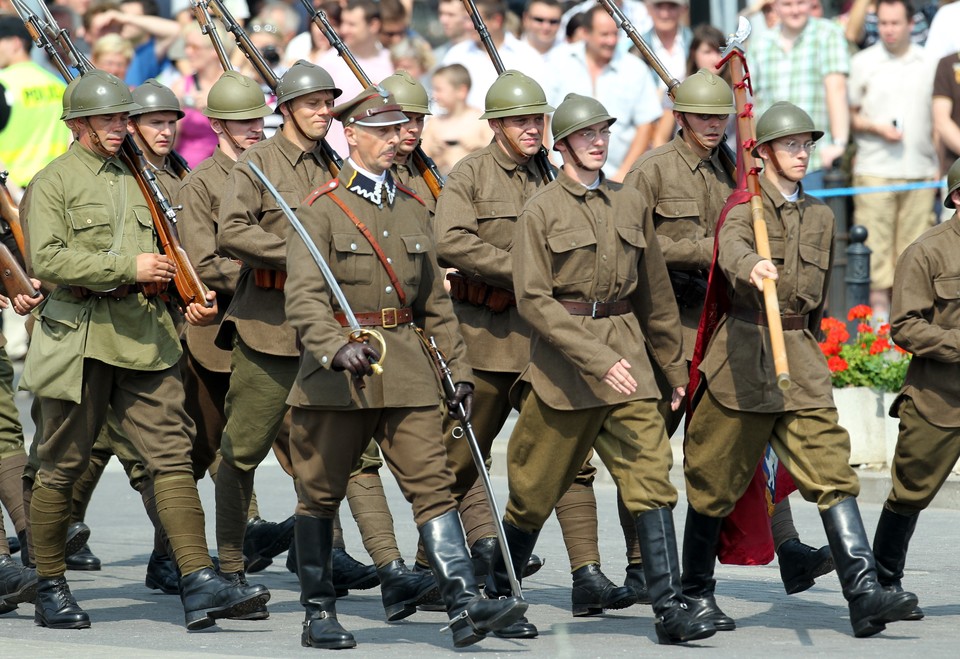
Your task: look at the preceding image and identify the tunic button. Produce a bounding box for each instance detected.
[86,219,92,224]
[387,257,393,264]
[415,243,421,250]
[601,255,607,261]
[350,243,357,251]
[383,230,389,237]
[385,285,393,294]
[321,355,328,364]
[675,210,680,216]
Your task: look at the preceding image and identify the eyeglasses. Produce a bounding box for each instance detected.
[775,139,818,154]
[693,113,730,122]
[529,16,561,25]
[251,23,279,34]
[575,128,611,142]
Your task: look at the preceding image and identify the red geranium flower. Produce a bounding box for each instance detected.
[847,305,872,321]
[870,338,891,355]
[857,322,873,335]
[827,356,848,373]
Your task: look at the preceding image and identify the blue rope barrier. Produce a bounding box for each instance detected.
[807,179,945,198]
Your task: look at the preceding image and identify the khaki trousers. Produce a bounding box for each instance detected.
[684,390,860,517]
[182,347,230,480]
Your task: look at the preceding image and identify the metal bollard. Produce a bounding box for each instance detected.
[824,164,851,318]
[845,224,871,332]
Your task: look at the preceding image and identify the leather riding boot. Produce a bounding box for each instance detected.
[571,564,637,616]
[244,515,295,574]
[180,567,270,631]
[420,511,528,648]
[485,522,540,639]
[636,508,716,645]
[821,497,918,637]
[296,515,355,649]
[35,576,90,629]
[625,563,652,605]
[681,507,735,631]
[0,554,37,614]
[777,538,834,595]
[470,535,544,587]
[872,506,923,620]
[377,558,440,622]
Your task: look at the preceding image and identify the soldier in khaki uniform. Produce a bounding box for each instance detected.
[284,85,527,650]
[380,71,437,214]
[20,69,268,630]
[872,157,960,620]
[487,93,714,645]
[682,102,918,638]
[216,62,416,607]
[128,79,184,199]
[433,71,633,629]
[624,71,833,607]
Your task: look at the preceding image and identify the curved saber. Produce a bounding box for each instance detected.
[247,161,385,374]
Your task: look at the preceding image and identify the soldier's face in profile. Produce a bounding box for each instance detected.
[492,114,544,158]
[347,123,401,175]
[396,112,425,158]
[131,111,180,156]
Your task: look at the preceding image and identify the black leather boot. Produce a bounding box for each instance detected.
[64,523,98,571]
[295,516,356,649]
[625,562,652,604]
[145,550,180,595]
[637,508,716,644]
[777,538,835,594]
[0,555,37,614]
[872,507,923,621]
[822,497,918,637]
[6,536,18,554]
[17,529,29,567]
[35,576,90,629]
[179,567,271,630]
[377,558,440,621]
[218,571,269,620]
[413,562,447,612]
[332,547,379,593]
[421,511,528,648]
[471,536,544,587]
[243,516,295,574]
[681,507,735,631]
[485,522,540,639]
[571,563,637,616]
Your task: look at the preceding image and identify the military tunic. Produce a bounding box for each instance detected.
[392,159,436,215]
[286,161,468,527]
[885,214,960,514]
[505,171,686,530]
[684,177,860,517]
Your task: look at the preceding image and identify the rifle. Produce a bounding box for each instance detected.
[0,172,40,299]
[460,0,555,183]
[193,0,233,73]
[207,0,343,176]
[298,0,444,200]
[13,0,213,308]
[719,19,790,390]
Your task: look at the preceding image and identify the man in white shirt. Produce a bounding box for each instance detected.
[923,0,960,61]
[557,0,652,56]
[521,0,564,63]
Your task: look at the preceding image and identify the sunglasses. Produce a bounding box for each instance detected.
[529,16,561,25]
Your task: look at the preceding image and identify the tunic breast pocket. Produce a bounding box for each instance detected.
[654,199,701,233]
[473,200,518,250]
[546,227,597,287]
[798,241,830,303]
[400,234,429,286]
[261,189,299,235]
[67,204,113,252]
[132,205,157,253]
[331,233,374,285]
[615,225,645,284]
[933,275,960,321]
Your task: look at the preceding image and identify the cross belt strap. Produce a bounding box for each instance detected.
[728,306,809,331]
[334,307,413,328]
[560,299,632,318]
[325,191,407,307]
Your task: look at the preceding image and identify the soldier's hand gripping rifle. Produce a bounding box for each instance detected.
[298,0,444,200]
[0,172,40,300]
[207,0,343,177]
[13,0,213,308]
[461,0,555,183]
[719,19,790,390]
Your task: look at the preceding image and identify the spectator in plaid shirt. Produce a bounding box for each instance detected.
[750,0,851,189]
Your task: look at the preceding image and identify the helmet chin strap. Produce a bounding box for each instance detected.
[677,114,713,156]
[284,100,321,148]
[81,118,116,159]
[561,137,586,170]
[220,121,249,154]
[496,118,534,164]
[132,119,163,161]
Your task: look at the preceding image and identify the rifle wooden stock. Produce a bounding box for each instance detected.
[298,0,442,199]
[460,0,555,183]
[0,173,26,257]
[0,174,39,299]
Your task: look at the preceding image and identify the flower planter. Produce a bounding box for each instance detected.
[833,386,888,466]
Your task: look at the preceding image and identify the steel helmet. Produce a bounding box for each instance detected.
[275,60,342,106]
[672,69,735,115]
[204,71,273,120]
[753,101,824,155]
[59,75,82,121]
[379,71,431,115]
[480,70,554,120]
[551,93,616,150]
[129,79,184,119]
[63,70,140,120]
[945,157,960,209]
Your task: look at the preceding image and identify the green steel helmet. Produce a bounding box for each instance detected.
[480,70,554,120]
[551,93,617,150]
[672,69,735,115]
[59,76,82,121]
[379,71,431,116]
[204,71,273,120]
[753,101,824,155]
[63,70,141,120]
[275,60,342,106]
[129,79,184,119]
[945,157,960,209]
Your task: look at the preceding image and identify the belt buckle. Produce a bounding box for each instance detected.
[381,307,398,329]
[591,301,600,319]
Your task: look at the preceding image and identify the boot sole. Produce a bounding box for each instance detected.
[34,610,91,630]
[301,632,357,649]
[853,593,919,638]
[1,578,39,607]
[656,622,717,645]
[185,592,271,630]
[453,599,529,648]
[384,584,441,622]
[783,556,835,595]
[333,573,380,591]
[64,528,91,558]
[65,562,102,572]
[244,556,274,574]
[145,574,180,596]
[572,592,639,617]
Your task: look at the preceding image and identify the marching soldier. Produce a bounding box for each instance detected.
[433,71,634,632]
[681,101,918,638]
[872,157,960,620]
[19,69,268,630]
[380,71,437,214]
[488,93,714,645]
[285,85,527,650]
[624,70,833,608]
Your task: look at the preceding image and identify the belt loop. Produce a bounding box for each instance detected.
[591,301,599,319]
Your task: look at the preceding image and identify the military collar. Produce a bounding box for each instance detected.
[212,147,235,174]
[557,168,610,199]
[73,141,124,175]
[673,131,723,173]
[273,128,325,167]
[760,175,805,209]
[341,160,396,208]
[488,138,539,177]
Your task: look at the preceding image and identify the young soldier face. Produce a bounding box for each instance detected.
[764,131,815,182]
[76,112,130,155]
[347,123,401,175]
[219,117,265,150]
[680,111,728,150]
[492,114,544,158]
[396,112,425,158]
[284,90,337,141]
[560,120,611,171]
[131,111,180,156]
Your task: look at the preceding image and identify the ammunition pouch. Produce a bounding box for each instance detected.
[253,268,286,291]
[446,272,515,313]
[668,270,708,310]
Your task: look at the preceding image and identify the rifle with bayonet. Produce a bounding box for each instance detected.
[298,0,444,199]
[206,0,343,177]
[12,0,212,307]
[193,0,234,73]
[0,171,40,300]
[460,0,555,183]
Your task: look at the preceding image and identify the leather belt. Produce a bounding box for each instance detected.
[560,299,632,318]
[66,284,158,300]
[334,307,413,328]
[728,306,808,331]
[253,268,286,291]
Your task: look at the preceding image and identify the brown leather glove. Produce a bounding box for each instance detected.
[332,342,381,378]
[447,382,474,422]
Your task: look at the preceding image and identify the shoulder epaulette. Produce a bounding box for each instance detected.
[304,179,339,206]
[395,180,425,207]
